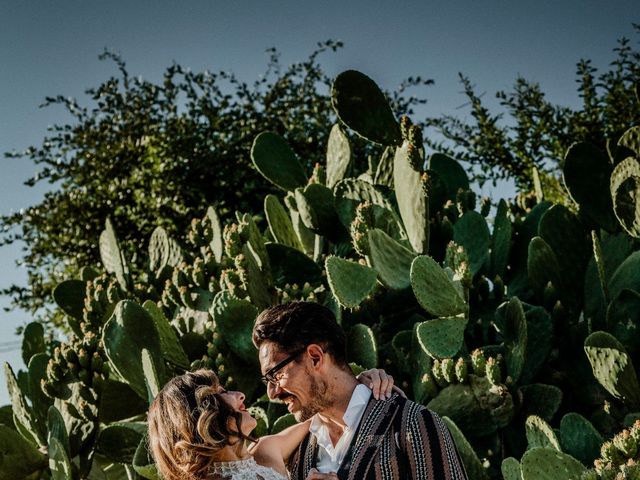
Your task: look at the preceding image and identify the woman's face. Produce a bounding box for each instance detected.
[217,387,257,436]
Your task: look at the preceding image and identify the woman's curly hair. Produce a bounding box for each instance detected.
[148,369,255,480]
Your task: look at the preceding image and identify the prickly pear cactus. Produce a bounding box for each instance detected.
[6,68,640,480]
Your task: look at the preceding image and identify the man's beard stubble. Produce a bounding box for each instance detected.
[296,375,331,422]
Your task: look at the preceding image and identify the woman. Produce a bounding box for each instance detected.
[148,368,395,480]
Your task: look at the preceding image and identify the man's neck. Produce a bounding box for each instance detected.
[315,370,359,443]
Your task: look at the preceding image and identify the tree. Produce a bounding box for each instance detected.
[1,41,432,321]
[426,24,640,197]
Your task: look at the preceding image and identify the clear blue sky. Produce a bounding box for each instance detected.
[0,0,637,403]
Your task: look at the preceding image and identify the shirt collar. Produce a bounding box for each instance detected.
[309,383,372,436]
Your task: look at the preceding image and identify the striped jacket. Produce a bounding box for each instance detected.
[287,393,468,480]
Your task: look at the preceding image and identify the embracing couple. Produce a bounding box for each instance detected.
[148,301,468,480]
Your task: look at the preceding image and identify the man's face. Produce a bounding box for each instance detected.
[258,341,330,422]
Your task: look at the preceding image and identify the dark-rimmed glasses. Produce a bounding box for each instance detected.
[261,348,306,386]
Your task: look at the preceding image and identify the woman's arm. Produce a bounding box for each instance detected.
[249,419,312,475]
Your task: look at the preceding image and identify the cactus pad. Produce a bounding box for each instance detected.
[521,447,585,480]
[526,415,561,451]
[608,251,640,303]
[527,236,562,300]
[428,153,469,202]
[416,317,467,359]
[611,157,640,238]
[607,289,640,353]
[442,416,489,480]
[295,183,346,242]
[102,300,165,400]
[99,218,129,290]
[0,424,46,479]
[21,322,45,366]
[96,423,143,464]
[265,194,303,250]
[563,142,616,231]
[501,458,521,480]
[499,297,527,384]
[347,324,378,369]
[519,384,563,422]
[210,291,259,366]
[48,435,72,480]
[367,229,415,290]
[393,141,429,253]
[325,256,378,309]
[326,124,352,188]
[52,279,86,328]
[149,226,183,277]
[4,362,45,447]
[133,434,159,480]
[331,70,401,146]
[559,412,603,467]
[143,300,189,369]
[616,125,640,161]
[453,211,490,275]
[271,413,297,434]
[410,255,467,317]
[251,131,307,191]
[266,243,323,287]
[584,331,640,408]
[490,199,512,279]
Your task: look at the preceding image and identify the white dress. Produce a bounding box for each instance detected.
[207,457,287,480]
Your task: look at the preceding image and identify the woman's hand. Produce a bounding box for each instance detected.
[356,368,395,400]
[305,468,338,479]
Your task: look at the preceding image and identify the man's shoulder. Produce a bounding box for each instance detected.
[388,395,446,428]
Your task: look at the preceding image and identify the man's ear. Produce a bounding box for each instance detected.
[306,344,325,369]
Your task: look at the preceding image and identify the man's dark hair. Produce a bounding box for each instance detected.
[252,301,348,367]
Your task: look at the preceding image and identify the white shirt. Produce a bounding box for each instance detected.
[309,384,372,473]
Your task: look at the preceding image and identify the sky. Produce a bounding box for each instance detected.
[0,0,637,404]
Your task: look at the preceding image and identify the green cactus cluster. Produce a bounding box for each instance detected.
[581,420,640,479]
[43,275,117,401]
[4,69,640,479]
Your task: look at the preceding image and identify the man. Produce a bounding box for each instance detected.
[252,301,468,480]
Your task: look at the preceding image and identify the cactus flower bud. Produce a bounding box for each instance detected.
[455,357,468,383]
[579,469,598,480]
[441,358,456,384]
[432,360,448,388]
[309,163,326,185]
[91,351,104,373]
[422,372,439,399]
[486,356,501,385]
[613,429,637,459]
[600,440,623,466]
[400,116,412,141]
[78,349,90,369]
[471,349,486,376]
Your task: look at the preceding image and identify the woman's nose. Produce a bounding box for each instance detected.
[236,391,245,403]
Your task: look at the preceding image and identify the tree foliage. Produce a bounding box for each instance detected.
[1,41,432,319]
[426,24,640,192]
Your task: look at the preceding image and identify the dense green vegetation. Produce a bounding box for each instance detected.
[2,30,640,480]
[427,24,640,198]
[3,64,640,479]
[0,42,431,322]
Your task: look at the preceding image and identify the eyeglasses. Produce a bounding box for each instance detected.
[261,348,306,386]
